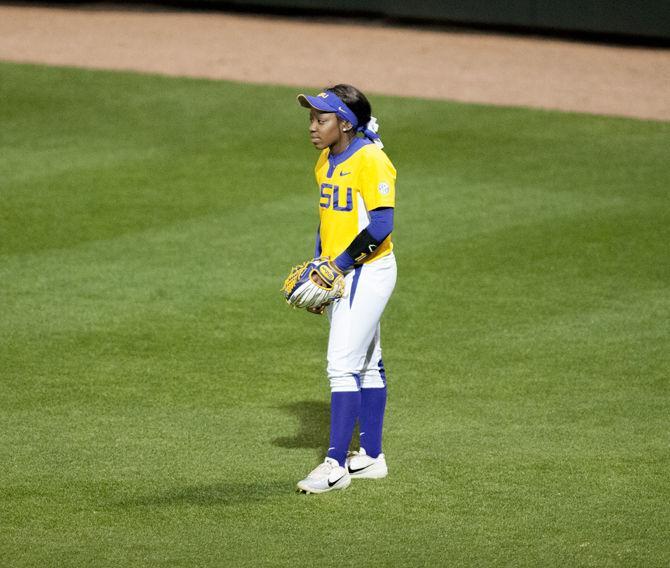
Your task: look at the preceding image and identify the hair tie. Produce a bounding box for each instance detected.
[358,116,384,148]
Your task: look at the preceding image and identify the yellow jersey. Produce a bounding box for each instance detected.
[315,138,396,265]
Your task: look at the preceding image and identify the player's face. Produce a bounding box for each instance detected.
[308,109,343,150]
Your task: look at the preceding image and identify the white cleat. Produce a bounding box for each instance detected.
[296,457,351,494]
[346,448,388,479]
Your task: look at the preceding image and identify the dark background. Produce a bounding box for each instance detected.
[13,0,670,42]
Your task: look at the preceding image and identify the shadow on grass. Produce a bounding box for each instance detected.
[272,400,329,450]
[118,480,291,507]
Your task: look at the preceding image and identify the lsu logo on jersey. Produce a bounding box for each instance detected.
[320,183,353,212]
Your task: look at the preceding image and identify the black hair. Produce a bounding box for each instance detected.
[327,84,372,128]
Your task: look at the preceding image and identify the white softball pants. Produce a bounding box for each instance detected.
[326,253,397,392]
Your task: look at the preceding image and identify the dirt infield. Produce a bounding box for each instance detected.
[1,4,669,120]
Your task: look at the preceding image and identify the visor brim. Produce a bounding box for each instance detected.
[297,94,336,112]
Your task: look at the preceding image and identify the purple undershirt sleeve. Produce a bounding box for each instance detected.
[367,207,394,242]
[333,251,355,271]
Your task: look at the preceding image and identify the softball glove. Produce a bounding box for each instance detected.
[282,258,345,310]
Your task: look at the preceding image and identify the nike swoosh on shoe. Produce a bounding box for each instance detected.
[328,474,347,487]
[348,464,374,474]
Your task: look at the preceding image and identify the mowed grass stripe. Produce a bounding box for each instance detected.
[1,62,668,567]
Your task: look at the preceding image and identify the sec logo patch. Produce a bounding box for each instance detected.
[378,182,390,195]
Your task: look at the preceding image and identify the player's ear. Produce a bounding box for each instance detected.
[341,120,354,132]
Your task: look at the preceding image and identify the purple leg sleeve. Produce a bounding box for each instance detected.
[326,391,361,467]
[359,387,387,458]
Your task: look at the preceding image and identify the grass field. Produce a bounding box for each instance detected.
[1,61,668,567]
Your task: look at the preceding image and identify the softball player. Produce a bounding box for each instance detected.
[295,84,397,493]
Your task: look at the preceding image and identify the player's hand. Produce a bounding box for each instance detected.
[310,272,327,287]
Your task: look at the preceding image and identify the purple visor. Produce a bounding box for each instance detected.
[297,91,359,127]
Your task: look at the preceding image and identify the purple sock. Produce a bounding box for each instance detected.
[326,391,361,467]
[359,386,387,458]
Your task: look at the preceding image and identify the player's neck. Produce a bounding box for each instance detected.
[329,132,356,156]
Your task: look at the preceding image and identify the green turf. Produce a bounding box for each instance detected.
[1,62,668,567]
